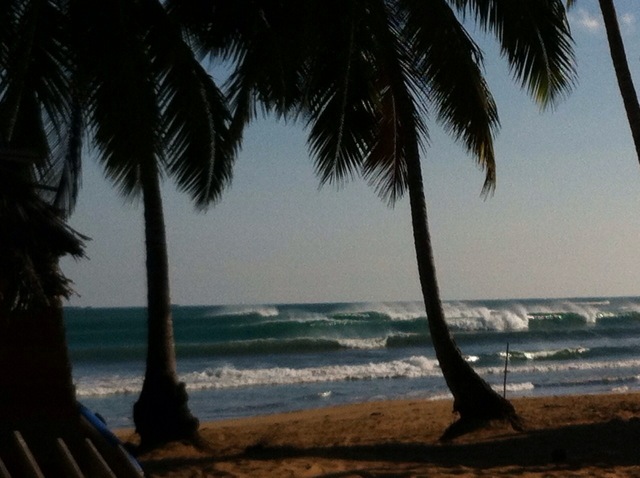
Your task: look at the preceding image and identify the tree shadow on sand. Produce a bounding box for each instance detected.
[139,417,640,476]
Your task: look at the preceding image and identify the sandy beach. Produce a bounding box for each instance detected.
[116,392,640,477]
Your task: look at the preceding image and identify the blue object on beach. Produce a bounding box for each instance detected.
[79,402,120,446]
[78,402,144,474]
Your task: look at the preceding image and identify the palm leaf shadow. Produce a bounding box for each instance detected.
[139,417,640,476]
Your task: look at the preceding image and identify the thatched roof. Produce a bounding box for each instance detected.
[0,147,87,312]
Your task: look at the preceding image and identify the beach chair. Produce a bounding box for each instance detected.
[0,428,144,477]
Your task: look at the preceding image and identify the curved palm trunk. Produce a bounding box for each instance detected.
[404,144,519,439]
[133,163,198,450]
[598,0,640,163]
[379,32,520,436]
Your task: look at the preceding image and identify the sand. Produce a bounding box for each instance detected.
[118,392,640,477]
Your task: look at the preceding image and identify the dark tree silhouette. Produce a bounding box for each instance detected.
[172,0,576,437]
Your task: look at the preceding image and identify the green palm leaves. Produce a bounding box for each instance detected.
[1,0,578,437]
[0,0,84,311]
[1,0,235,211]
[0,0,82,215]
[177,0,575,202]
[300,0,576,199]
[70,0,234,207]
[2,0,235,446]
[175,0,576,426]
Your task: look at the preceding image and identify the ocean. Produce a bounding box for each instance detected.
[65,296,640,429]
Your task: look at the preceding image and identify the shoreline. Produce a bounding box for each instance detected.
[118,391,640,477]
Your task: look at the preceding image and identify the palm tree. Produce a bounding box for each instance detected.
[0,0,84,423]
[174,0,576,437]
[0,149,85,429]
[0,149,90,475]
[0,2,87,470]
[2,0,235,450]
[568,0,640,164]
[69,0,235,449]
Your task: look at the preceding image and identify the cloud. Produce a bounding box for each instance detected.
[571,8,602,33]
[570,8,636,35]
[620,13,636,31]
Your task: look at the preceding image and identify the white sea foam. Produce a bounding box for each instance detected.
[75,356,640,398]
[256,313,337,326]
[201,298,639,331]
[619,301,640,313]
[500,382,535,393]
[75,376,142,397]
[75,356,440,397]
[428,392,453,401]
[222,306,280,317]
[482,358,640,376]
[181,355,441,391]
[522,299,623,324]
[443,302,529,331]
[611,386,630,393]
[501,347,589,360]
[376,302,426,321]
[548,301,600,324]
[428,381,534,399]
[336,301,426,321]
[337,338,388,350]
[438,297,640,330]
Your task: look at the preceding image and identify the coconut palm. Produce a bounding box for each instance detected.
[0,2,88,470]
[0,149,85,430]
[174,0,576,437]
[2,0,235,450]
[568,0,640,163]
[69,0,234,449]
[0,0,84,433]
[0,150,89,475]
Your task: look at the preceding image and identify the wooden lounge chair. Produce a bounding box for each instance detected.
[0,429,144,477]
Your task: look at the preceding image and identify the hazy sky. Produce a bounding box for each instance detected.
[61,1,640,307]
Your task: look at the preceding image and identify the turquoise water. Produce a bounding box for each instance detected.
[66,297,640,428]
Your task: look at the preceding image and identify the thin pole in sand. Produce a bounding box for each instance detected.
[503,342,510,398]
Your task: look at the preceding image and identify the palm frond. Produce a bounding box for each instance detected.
[5,89,50,158]
[49,95,83,215]
[221,11,309,155]
[0,0,84,214]
[225,66,262,153]
[161,66,234,209]
[0,147,86,312]
[0,0,20,67]
[459,0,576,109]
[401,0,498,193]
[72,0,162,199]
[300,0,382,188]
[143,0,235,209]
[359,2,414,205]
[363,80,411,205]
[166,0,259,58]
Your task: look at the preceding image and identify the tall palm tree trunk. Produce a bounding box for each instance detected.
[598,0,640,164]
[404,144,519,439]
[380,36,520,437]
[133,163,198,450]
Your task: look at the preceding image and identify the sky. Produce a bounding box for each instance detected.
[60,1,640,307]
